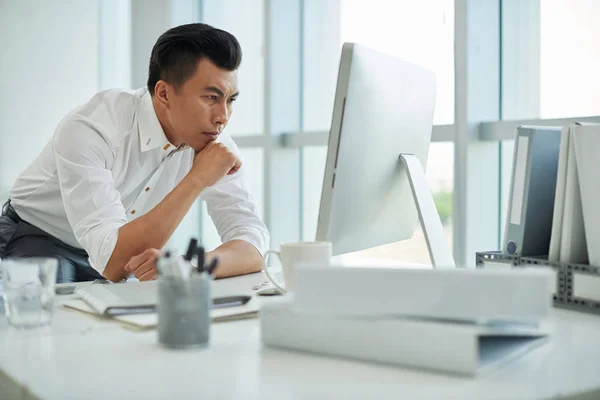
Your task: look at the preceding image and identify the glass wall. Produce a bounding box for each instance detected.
[8,0,597,267]
[329,0,455,263]
[340,0,454,125]
[540,0,600,119]
[203,0,265,137]
[185,0,457,263]
[499,0,600,242]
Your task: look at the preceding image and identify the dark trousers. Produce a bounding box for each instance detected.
[0,201,104,283]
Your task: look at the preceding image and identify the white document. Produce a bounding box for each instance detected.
[572,123,600,266]
[261,298,551,376]
[292,264,553,323]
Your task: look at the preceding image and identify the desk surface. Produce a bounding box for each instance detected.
[1,272,600,400]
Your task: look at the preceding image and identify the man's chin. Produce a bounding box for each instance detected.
[190,137,215,152]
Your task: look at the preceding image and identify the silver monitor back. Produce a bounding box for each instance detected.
[316,43,437,256]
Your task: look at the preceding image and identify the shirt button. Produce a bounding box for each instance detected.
[145,187,150,192]
[131,210,136,215]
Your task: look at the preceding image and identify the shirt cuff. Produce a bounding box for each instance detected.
[84,226,120,276]
[225,228,269,257]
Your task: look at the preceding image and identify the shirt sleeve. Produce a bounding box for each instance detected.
[199,134,270,256]
[53,115,127,275]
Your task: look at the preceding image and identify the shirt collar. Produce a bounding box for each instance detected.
[137,90,177,153]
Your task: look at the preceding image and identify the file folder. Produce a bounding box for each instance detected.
[549,124,588,264]
[503,126,561,257]
[292,264,553,323]
[572,123,600,266]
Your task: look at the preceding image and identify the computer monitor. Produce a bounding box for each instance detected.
[315,43,455,268]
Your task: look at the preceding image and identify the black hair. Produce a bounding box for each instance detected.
[147,23,242,95]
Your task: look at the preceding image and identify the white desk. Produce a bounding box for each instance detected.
[1,272,600,400]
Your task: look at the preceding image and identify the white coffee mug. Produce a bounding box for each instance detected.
[262,241,332,293]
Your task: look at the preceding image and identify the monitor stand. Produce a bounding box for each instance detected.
[399,153,456,268]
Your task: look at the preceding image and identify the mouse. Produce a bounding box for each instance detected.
[256,287,283,296]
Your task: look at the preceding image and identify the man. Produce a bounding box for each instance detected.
[0,23,269,283]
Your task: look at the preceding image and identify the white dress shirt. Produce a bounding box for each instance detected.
[10,88,269,274]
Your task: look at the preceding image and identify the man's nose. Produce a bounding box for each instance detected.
[212,102,229,126]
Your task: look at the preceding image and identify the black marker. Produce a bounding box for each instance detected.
[184,238,198,262]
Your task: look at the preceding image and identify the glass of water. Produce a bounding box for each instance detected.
[1,258,58,328]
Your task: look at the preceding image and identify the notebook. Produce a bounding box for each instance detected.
[75,281,251,316]
[63,296,260,330]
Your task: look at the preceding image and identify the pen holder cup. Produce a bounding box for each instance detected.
[157,274,211,349]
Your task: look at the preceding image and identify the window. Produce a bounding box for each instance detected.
[540,0,600,118]
[340,0,455,125]
[203,0,265,136]
[499,0,600,242]
[321,0,456,263]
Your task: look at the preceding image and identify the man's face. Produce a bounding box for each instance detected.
[165,58,239,152]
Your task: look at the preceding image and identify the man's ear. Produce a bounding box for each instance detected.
[154,81,170,108]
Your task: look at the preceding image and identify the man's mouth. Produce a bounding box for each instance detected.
[202,131,219,139]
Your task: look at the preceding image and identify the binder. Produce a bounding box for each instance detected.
[503,126,562,257]
[261,297,551,377]
[548,126,570,261]
[572,123,600,266]
[549,124,588,264]
[291,264,553,322]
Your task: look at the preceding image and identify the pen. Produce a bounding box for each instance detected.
[184,238,198,262]
[206,256,219,276]
[196,246,205,273]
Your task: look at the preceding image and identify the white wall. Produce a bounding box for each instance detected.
[0,0,100,198]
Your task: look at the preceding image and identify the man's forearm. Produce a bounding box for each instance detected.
[207,239,263,279]
[103,174,208,281]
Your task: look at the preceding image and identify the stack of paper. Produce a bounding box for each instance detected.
[260,264,554,376]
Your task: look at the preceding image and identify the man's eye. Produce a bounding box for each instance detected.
[207,95,218,100]
[228,98,237,103]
